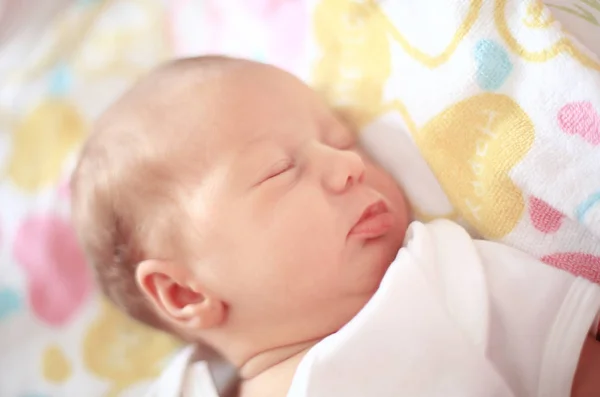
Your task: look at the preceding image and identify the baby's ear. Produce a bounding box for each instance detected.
[135,259,226,331]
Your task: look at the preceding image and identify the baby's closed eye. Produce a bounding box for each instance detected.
[260,158,296,183]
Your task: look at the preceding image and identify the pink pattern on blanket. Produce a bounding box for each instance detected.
[203,0,226,54]
[246,0,308,73]
[529,196,565,234]
[557,101,600,146]
[542,252,600,284]
[167,0,307,74]
[13,215,92,326]
[57,178,70,200]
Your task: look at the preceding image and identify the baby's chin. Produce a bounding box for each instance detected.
[359,229,406,288]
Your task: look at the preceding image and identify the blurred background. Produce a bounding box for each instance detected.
[1,0,599,396]
[0,1,307,396]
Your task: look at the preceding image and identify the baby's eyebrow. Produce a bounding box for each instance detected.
[239,135,271,155]
[233,136,279,173]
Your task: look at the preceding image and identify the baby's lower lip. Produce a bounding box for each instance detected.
[348,212,395,239]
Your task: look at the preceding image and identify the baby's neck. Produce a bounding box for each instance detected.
[237,339,319,397]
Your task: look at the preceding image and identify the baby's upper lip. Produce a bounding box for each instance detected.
[349,199,389,231]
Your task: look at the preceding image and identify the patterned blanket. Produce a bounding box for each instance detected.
[0,0,598,395]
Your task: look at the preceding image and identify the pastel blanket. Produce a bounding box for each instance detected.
[306,0,600,281]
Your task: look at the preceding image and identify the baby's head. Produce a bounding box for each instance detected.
[71,56,409,366]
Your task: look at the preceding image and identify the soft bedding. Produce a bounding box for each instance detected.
[0,2,179,396]
[306,0,600,281]
[1,1,599,396]
[0,1,307,396]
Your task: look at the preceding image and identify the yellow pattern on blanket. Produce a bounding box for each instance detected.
[0,1,179,396]
[417,94,534,239]
[311,0,600,280]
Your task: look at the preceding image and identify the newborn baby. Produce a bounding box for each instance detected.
[71,57,600,397]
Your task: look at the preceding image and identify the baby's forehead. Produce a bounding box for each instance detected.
[142,61,317,124]
[99,59,337,168]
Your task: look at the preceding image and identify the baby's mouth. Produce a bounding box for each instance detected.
[349,200,394,239]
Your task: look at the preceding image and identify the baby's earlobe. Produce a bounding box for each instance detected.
[190,295,227,330]
[173,295,226,330]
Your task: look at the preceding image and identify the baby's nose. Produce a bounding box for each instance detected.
[324,149,365,193]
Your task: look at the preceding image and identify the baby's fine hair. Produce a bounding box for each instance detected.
[71,56,241,334]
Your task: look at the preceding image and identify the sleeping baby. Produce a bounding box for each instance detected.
[70,56,600,397]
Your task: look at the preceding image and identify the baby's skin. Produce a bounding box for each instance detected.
[72,57,599,396]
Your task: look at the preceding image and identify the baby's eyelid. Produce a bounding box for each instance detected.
[263,158,295,181]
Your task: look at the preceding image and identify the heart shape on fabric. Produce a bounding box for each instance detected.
[416,93,534,239]
[474,39,513,91]
[543,252,600,284]
[529,196,564,233]
[13,215,92,326]
[0,288,23,321]
[558,101,600,146]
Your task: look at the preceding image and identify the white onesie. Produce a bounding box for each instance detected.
[147,220,600,397]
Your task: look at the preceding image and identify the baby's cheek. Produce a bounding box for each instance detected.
[370,167,409,220]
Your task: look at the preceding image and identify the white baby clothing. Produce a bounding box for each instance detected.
[147,220,600,397]
[144,345,237,397]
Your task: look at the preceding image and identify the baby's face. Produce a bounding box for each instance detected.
[187,64,409,341]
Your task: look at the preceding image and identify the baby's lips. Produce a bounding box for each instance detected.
[349,212,395,239]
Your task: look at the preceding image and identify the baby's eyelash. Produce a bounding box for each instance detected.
[264,159,295,181]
